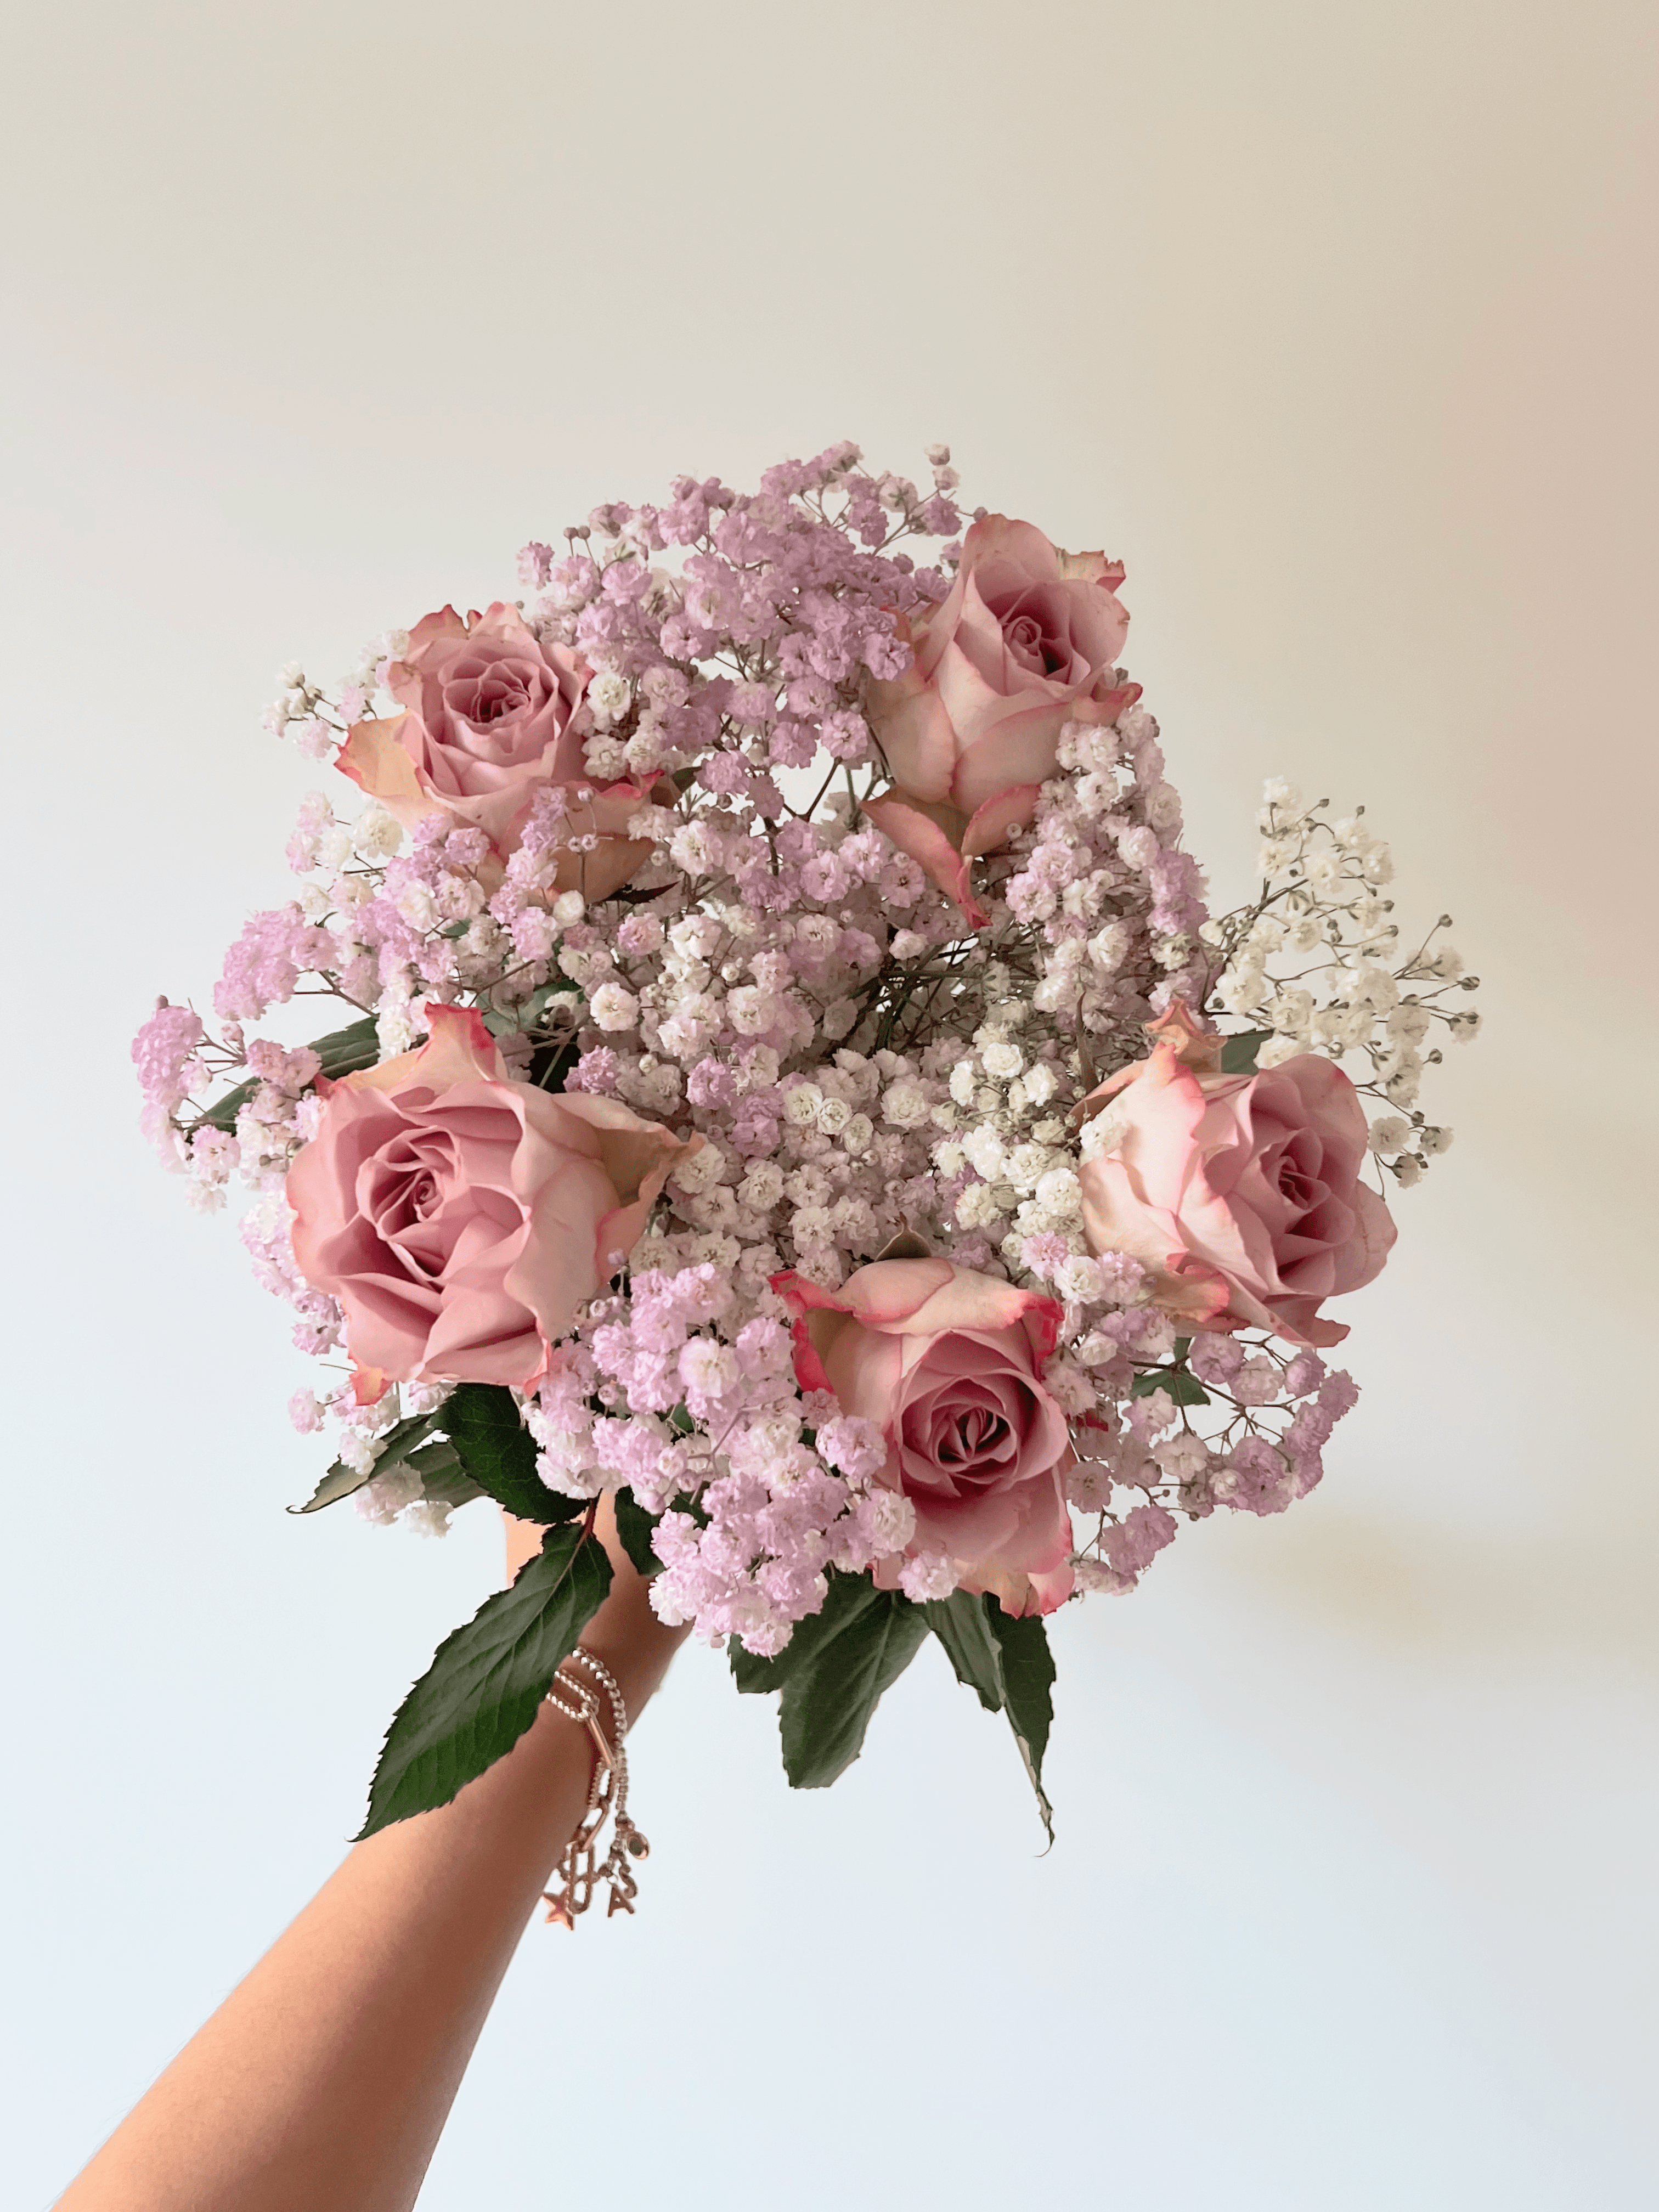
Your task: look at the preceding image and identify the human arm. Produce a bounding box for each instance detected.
[55,1503,684,2212]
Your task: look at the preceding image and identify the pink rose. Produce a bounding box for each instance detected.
[774,1259,1074,1617]
[1076,1002,1397,1349]
[338,602,657,895]
[287,1004,695,1402]
[863,515,1137,926]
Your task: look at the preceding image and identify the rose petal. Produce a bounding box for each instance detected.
[336,714,433,833]
[860,794,990,930]
[288,1030,692,1393]
[1079,1023,1398,1346]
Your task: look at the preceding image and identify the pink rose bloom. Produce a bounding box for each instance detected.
[863,515,1137,927]
[338,602,656,894]
[287,1004,695,1402]
[773,1259,1074,1617]
[1076,1002,1396,1349]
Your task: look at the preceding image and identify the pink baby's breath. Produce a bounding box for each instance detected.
[138,442,1474,1654]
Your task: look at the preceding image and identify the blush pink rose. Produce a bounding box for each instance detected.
[1076,1002,1397,1349]
[773,1259,1074,1617]
[338,602,657,895]
[287,1003,695,1402]
[863,515,1138,926]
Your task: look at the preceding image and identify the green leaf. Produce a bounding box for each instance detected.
[196,1075,257,1135]
[727,1568,883,1694]
[985,1601,1057,1843]
[1129,1366,1210,1407]
[443,1384,583,1523]
[727,1640,783,1693]
[286,1408,444,1515]
[354,1522,612,1838]
[923,1590,1005,1712]
[310,1017,384,1078]
[402,1438,486,1512]
[613,1487,663,1578]
[287,1458,376,1515]
[199,1015,382,1135]
[1220,1029,1273,1075]
[778,1587,930,1789]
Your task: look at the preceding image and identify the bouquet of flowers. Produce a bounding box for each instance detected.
[134,444,1479,1860]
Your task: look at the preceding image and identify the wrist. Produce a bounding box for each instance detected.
[501,1501,687,1728]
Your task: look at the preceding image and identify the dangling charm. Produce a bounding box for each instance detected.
[540,1647,649,1929]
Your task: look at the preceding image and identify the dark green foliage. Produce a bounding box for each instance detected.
[1129,1366,1210,1407]
[727,1571,929,1785]
[731,1572,1062,1829]
[924,1589,1059,1838]
[289,1386,573,1522]
[443,1384,583,1523]
[354,1523,611,1838]
[200,1015,382,1134]
[287,1408,445,1515]
[613,1487,664,1577]
[727,1569,883,1694]
[777,1589,930,1788]
[400,1438,486,1511]
[923,1590,1006,1712]
[1219,1029,1272,1075]
[984,1600,1057,1843]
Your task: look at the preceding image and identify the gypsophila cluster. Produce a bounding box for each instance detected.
[1197,780,1480,1188]
[134,445,1477,1644]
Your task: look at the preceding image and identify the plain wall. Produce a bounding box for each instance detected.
[3,3,1655,2206]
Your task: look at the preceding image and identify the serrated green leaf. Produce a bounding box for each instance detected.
[778,1588,929,1788]
[985,1601,1057,1843]
[727,1568,883,1694]
[287,1408,444,1515]
[1220,1029,1273,1075]
[287,1459,376,1515]
[924,1590,1005,1712]
[1129,1366,1210,1407]
[613,1487,663,1577]
[354,1523,611,1838]
[444,1383,582,1523]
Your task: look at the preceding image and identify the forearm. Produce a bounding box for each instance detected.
[57,1512,682,2212]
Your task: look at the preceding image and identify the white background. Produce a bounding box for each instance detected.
[3,3,1656,2205]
